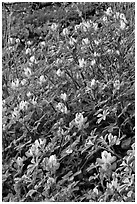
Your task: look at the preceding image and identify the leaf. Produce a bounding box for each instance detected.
[121,137,132,149]
[26,189,37,198]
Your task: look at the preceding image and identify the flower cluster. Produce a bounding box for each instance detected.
[96,151,116,171]
[56,102,68,114]
[74,112,88,130]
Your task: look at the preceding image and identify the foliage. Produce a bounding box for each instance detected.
[2,2,135,202]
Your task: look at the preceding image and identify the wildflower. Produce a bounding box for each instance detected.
[114,80,120,90]
[81,21,91,32]
[47,155,60,171]
[108,133,120,145]
[114,12,120,19]
[102,16,108,22]
[11,78,20,89]
[62,28,69,36]
[47,177,55,185]
[27,41,33,46]
[94,52,100,57]
[56,102,68,114]
[8,37,14,45]
[51,23,58,31]
[24,67,32,77]
[93,187,98,194]
[56,69,64,77]
[116,50,120,55]
[94,39,101,45]
[75,112,87,130]
[119,13,128,30]
[31,97,37,105]
[75,24,80,31]
[82,38,90,45]
[120,13,128,24]
[92,22,98,31]
[97,109,110,123]
[96,151,116,171]
[30,55,36,63]
[66,148,73,154]
[105,7,113,16]
[60,93,67,101]
[39,41,46,48]
[2,100,5,106]
[39,75,46,84]
[91,59,96,66]
[19,100,28,111]
[90,79,96,88]
[69,37,76,46]
[120,19,126,30]
[15,38,20,44]
[21,79,27,86]
[25,48,31,55]
[26,91,32,98]
[26,140,40,157]
[12,107,20,119]
[16,157,24,167]
[78,58,85,68]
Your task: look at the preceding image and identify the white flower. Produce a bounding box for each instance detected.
[94,39,101,45]
[8,37,14,44]
[120,20,126,30]
[56,102,68,114]
[31,97,37,105]
[116,50,120,55]
[27,41,33,45]
[69,37,76,46]
[24,67,32,77]
[75,113,87,130]
[81,21,91,32]
[102,16,108,22]
[118,13,128,30]
[120,13,128,24]
[39,75,46,84]
[47,155,60,171]
[27,91,32,97]
[82,38,90,45]
[78,58,85,68]
[75,24,80,31]
[114,80,120,90]
[16,157,24,167]
[47,177,55,185]
[15,38,20,44]
[91,59,96,66]
[30,56,36,63]
[91,79,96,87]
[31,144,39,156]
[114,12,120,19]
[93,187,98,194]
[19,100,28,110]
[51,23,58,31]
[56,69,64,77]
[11,78,19,89]
[21,79,27,86]
[48,155,57,165]
[25,48,31,55]
[39,41,46,48]
[60,93,67,101]
[92,22,98,31]
[12,107,20,118]
[62,28,69,36]
[105,7,113,16]
[96,151,116,171]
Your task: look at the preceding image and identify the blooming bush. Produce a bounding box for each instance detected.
[2,2,135,202]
